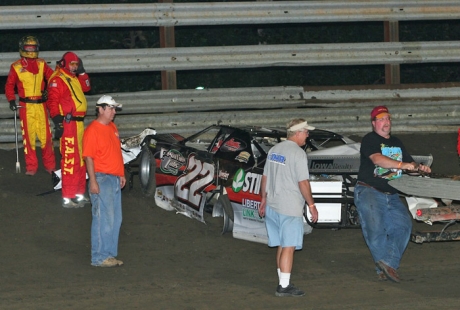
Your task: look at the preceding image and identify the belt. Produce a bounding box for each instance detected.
[64,113,85,123]
[70,116,85,122]
[356,181,392,195]
[19,97,44,103]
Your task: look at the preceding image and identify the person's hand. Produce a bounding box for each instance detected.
[258,196,266,218]
[52,115,64,126]
[52,115,64,140]
[417,163,431,174]
[89,179,100,194]
[120,176,126,189]
[401,162,417,171]
[307,204,318,223]
[9,100,18,111]
[76,57,85,75]
[42,90,48,102]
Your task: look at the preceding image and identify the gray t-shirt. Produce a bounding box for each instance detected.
[263,140,310,217]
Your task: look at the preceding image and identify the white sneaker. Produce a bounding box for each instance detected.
[62,198,79,208]
[75,194,90,207]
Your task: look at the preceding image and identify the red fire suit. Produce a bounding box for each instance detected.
[4,58,56,173]
[47,68,91,199]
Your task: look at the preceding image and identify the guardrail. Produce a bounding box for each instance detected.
[1,1,459,29]
[1,101,458,145]
[1,85,458,144]
[2,41,460,76]
[3,84,460,118]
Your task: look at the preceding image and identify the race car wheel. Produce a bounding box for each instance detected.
[218,194,234,233]
[222,206,234,234]
[347,204,360,227]
[218,194,234,222]
[139,145,156,196]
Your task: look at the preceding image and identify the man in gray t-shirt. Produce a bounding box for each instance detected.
[259,118,319,297]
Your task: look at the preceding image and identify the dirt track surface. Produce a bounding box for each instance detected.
[1,133,460,310]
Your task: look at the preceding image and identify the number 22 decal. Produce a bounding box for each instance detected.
[175,154,215,210]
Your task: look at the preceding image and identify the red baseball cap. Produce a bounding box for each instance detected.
[371,105,390,120]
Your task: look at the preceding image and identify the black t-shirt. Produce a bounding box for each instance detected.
[357,131,414,194]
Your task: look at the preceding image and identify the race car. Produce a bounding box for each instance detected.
[129,124,433,244]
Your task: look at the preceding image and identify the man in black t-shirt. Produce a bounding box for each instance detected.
[354,106,431,283]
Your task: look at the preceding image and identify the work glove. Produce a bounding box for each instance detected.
[76,57,86,75]
[42,90,48,102]
[52,115,64,140]
[9,100,18,111]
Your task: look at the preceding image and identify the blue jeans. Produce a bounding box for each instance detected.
[354,183,412,271]
[90,173,123,265]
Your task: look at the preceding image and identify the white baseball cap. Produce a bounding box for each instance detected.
[96,95,122,108]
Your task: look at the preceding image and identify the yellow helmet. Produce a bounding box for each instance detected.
[19,35,39,59]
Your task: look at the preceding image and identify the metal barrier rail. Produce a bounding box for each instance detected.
[2,85,460,118]
[0,106,459,147]
[1,1,459,29]
[1,41,460,76]
[0,99,457,143]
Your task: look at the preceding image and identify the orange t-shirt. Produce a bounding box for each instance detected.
[83,120,124,177]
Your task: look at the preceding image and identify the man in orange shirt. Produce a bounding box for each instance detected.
[5,36,55,175]
[83,95,125,268]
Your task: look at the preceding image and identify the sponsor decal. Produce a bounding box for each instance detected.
[232,169,262,195]
[62,136,75,175]
[210,139,223,154]
[210,133,229,153]
[242,208,264,222]
[242,198,260,210]
[242,172,262,195]
[232,168,245,192]
[160,148,186,175]
[156,189,171,203]
[267,152,286,165]
[310,159,352,171]
[218,170,230,180]
[220,138,246,152]
[235,151,250,163]
[242,199,263,222]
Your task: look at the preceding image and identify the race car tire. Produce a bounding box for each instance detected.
[218,194,234,222]
[139,145,156,196]
[222,205,234,234]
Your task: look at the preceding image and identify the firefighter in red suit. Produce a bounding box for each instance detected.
[47,52,91,208]
[4,36,56,175]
